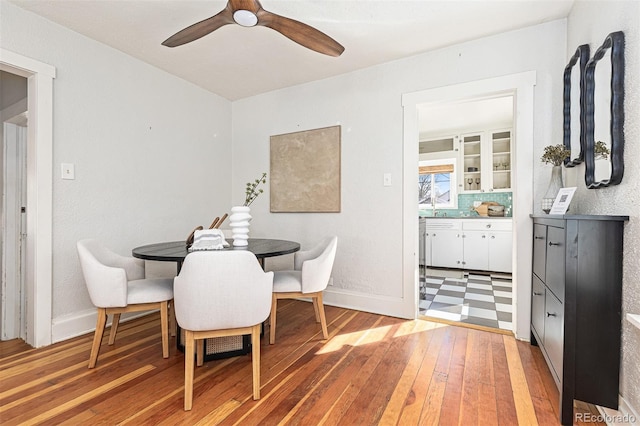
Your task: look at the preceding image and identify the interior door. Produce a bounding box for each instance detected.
[1,120,27,340]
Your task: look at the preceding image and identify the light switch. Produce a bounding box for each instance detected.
[383,173,392,186]
[61,163,75,180]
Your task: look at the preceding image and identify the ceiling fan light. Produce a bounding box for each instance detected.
[233,10,258,27]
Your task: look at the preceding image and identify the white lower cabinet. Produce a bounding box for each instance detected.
[431,229,463,268]
[425,219,512,273]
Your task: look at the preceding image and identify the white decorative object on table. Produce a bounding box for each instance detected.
[189,229,229,251]
[231,172,267,247]
[230,206,252,247]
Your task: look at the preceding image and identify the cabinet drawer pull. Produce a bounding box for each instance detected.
[486,224,492,228]
[534,236,545,240]
[491,235,495,239]
[546,312,557,317]
[533,292,543,296]
[548,242,561,246]
[482,235,486,238]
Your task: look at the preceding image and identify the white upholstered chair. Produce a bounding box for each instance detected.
[76,239,174,368]
[173,250,273,410]
[270,236,338,345]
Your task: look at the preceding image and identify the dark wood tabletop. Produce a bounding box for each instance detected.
[132,238,300,263]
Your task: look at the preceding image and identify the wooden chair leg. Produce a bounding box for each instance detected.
[160,301,169,358]
[269,294,278,344]
[108,313,121,345]
[89,309,107,369]
[184,330,195,411]
[251,324,261,400]
[316,293,329,340]
[169,300,176,337]
[312,297,321,322]
[196,339,204,367]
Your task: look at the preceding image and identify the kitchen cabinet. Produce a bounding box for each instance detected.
[431,229,463,268]
[460,129,512,193]
[425,219,511,273]
[530,215,627,425]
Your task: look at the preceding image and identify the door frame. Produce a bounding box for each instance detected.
[0,49,56,347]
[402,71,536,340]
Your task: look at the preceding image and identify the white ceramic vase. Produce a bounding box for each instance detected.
[230,206,252,247]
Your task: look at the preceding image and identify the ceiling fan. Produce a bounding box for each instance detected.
[162,0,345,57]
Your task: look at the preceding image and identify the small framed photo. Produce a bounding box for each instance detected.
[550,187,577,215]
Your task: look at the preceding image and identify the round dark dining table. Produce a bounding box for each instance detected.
[131,238,300,361]
[132,238,300,271]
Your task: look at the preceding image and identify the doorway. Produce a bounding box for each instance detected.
[1,70,28,340]
[1,49,56,347]
[402,72,536,341]
[418,95,514,333]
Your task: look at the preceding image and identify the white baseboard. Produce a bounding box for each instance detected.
[596,395,639,425]
[323,287,412,319]
[51,308,155,343]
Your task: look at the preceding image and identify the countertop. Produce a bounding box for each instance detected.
[419,216,512,220]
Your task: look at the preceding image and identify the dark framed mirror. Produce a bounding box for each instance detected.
[584,31,625,188]
[563,44,589,167]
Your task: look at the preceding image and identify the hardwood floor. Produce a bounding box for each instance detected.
[0,300,604,425]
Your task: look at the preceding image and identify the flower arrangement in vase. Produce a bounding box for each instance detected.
[540,145,570,213]
[230,173,267,247]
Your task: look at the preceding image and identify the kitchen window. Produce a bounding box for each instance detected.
[419,158,457,209]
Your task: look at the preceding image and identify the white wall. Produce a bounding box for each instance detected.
[232,20,566,317]
[565,0,640,418]
[0,1,233,340]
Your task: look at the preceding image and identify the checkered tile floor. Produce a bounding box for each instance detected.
[419,272,513,331]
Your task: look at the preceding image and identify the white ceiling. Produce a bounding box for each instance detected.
[10,0,574,101]
[419,95,514,137]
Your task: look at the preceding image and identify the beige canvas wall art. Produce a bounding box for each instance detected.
[270,125,341,212]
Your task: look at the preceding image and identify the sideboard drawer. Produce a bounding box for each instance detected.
[545,225,566,301]
[531,275,546,338]
[544,290,564,383]
[532,224,547,281]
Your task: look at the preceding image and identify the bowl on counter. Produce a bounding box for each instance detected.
[488,205,505,217]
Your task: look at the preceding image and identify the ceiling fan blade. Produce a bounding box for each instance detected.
[162,7,234,47]
[257,11,345,57]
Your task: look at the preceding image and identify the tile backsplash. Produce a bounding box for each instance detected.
[419,192,513,217]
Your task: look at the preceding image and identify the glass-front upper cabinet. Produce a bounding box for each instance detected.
[491,129,512,191]
[459,129,512,193]
[461,133,482,191]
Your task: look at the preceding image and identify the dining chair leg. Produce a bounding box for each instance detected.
[108,313,121,345]
[184,330,195,411]
[312,297,321,322]
[316,293,329,340]
[169,300,176,337]
[160,301,169,358]
[251,324,261,400]
[269,294,278,344]
[196,339,204,367]
[88,308,107,369]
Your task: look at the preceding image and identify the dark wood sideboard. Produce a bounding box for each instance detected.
[530,215,628,425]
